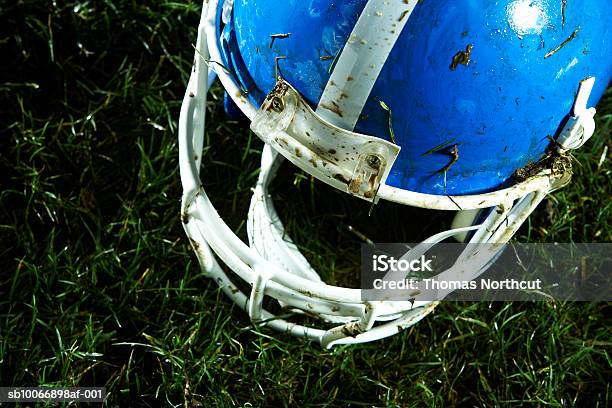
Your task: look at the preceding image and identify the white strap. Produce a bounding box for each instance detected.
[316,0,418,130]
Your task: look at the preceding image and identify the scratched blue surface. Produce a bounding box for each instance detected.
[223,0,612,195]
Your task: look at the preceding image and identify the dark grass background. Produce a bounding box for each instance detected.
[1,1,611,406]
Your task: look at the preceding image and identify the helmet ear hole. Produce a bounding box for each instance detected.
[451,209,484,242]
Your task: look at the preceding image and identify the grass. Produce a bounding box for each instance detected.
[1,1,611,406]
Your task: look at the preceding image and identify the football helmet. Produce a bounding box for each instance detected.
[179,0,611,347]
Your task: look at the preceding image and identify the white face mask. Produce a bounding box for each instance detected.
[178,0,598,348]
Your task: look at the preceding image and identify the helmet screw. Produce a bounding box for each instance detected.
[366,155,381,170]
[271,96,284,112]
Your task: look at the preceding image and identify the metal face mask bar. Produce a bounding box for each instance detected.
[178,0,597,347]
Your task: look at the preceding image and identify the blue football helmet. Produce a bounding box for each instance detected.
[178,0,611,347]
[223,0,611,195]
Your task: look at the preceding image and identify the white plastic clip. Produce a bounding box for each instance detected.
[251,79,400,202]
[358,303,378,332]
[248,268,271,327]
[557,77,597,151]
